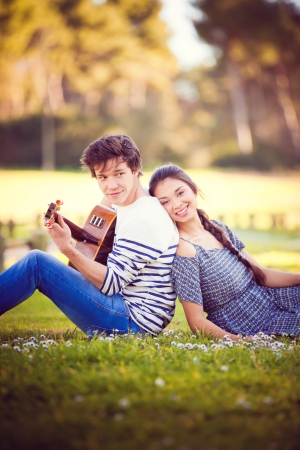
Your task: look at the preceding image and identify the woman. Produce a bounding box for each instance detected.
[149,164,300,342]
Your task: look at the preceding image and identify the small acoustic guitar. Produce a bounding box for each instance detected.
[44,200,116,268]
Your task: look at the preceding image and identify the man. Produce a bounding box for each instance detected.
[0,134,178,336]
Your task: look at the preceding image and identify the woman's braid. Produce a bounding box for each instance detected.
[197,209,266,286]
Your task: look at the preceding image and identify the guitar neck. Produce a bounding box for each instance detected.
[53,212,100,246]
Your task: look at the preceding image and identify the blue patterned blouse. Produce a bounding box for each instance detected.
[171,221,300,336]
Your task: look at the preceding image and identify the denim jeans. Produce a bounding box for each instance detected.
[0,250,142,336]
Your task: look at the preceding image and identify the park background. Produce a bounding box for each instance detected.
[1,1,300,450]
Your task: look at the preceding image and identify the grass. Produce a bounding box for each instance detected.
[1,303,300,450]
[1,169,300,450]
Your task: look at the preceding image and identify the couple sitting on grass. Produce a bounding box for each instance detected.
[1,134,299,341]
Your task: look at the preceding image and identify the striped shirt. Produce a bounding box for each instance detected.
[100,197,179,334]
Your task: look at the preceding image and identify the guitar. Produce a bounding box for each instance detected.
[44,200,116,268]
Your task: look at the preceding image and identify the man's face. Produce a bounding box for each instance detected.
[94,158,139,206]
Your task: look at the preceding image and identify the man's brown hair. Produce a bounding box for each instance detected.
[80,134,142,177]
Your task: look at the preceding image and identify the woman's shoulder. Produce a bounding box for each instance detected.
[176,238,197,258]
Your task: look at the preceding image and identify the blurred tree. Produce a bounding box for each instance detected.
[192,0,300,164]
[0,0,178,168]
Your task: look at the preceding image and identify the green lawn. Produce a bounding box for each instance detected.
[1,291,300,450]
[1,170,300,450]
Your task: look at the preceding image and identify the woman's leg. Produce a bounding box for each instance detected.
[0,250,141,335]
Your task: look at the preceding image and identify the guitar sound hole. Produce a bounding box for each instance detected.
[90,215,105,228]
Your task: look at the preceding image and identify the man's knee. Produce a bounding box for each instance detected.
[24,249,51,266]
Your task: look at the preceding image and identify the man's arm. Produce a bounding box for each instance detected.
[47,214,107,289]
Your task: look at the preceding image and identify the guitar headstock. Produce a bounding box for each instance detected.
[44,200,64,228]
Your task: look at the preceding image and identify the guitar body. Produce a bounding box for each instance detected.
[45,202,116,268]
[69,204,116,268]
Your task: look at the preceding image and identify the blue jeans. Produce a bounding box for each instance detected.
[0,250,142,336]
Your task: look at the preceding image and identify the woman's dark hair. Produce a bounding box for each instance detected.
[80,134,142,177]
[149,164,266,286]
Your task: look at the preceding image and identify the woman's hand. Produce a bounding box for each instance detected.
[181,300,240,342]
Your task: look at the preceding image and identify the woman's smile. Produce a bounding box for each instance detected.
[176,205,189,217]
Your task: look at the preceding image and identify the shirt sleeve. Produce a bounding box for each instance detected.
[212,220,245,251]
[100,220,166,296]
[171,255,203,306]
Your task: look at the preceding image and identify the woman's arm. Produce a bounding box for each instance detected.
[241,250,300,288]
[181,300,240,342]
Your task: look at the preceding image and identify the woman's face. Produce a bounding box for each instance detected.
[153,177,198,223]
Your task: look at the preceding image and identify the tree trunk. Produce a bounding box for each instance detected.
[227,58,253,154]
[276,69,300,162]
[41,106,55,171]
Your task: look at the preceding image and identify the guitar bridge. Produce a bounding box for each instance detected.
[89,215,105,229]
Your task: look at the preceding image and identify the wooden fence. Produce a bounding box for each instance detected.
[1,211,300,273]
[0,216,49,273]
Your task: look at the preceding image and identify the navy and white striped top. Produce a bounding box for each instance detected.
[100,197,179,334]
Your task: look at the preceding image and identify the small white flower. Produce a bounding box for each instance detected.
[155,378,165,387]
[220,365,229,372]
[105,337,114,342]
[30,337,37,342]
[118,398,130,408]
[168,330,174,335]
[40,334,46,339]
[171,341,177,346]
[2,343,9,348]
[185,343,193,349]
[176,343,185,349]
[65,341,72,347]
[193,357,200,363]
[13,346,21,351]
[199,344,208,351]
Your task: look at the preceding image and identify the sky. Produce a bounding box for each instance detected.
[160,0,300,71]
[159,0,215,70]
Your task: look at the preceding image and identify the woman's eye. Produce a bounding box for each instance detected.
[178,191,184,196]
[161,200,169,206]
